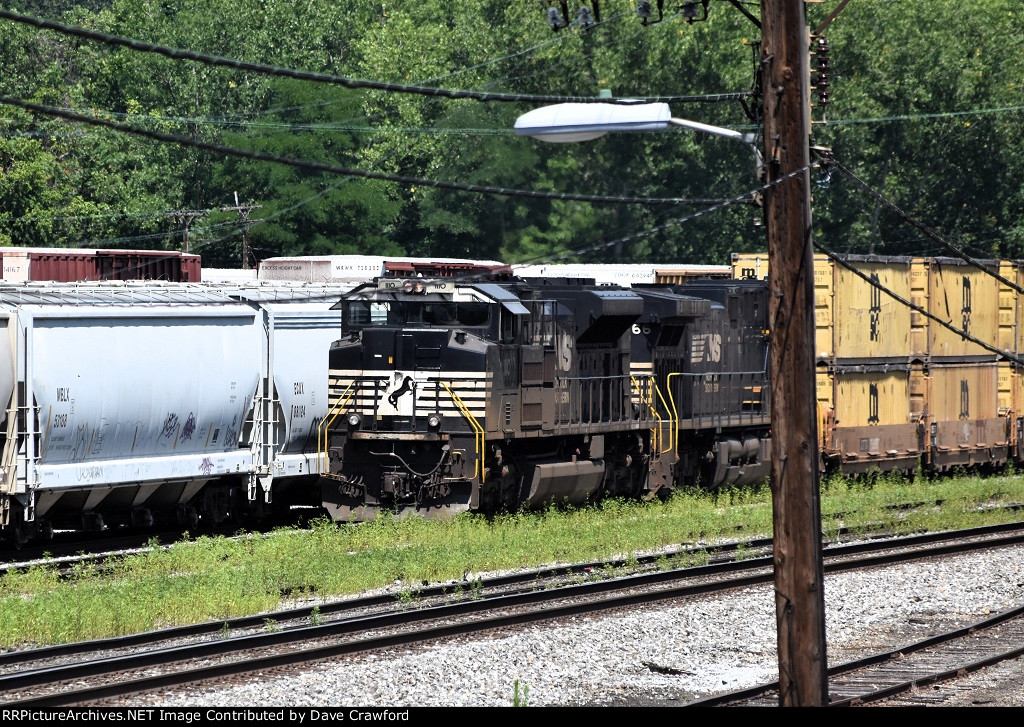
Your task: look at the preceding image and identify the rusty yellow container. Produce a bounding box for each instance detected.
[927,362,999,421]
[830,257,912,361]
[816,365,920,471]
[732,252,912,362]
[927,362,1008,468]
[913,258,1000,360]
[818,367,911,428]
[999,361,1014,417]
[997,260,1022,356]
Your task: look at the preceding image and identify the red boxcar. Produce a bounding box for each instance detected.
[0,248,201,282]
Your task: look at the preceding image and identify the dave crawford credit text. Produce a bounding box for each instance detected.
[2,710,412,723]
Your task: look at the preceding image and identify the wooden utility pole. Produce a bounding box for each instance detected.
[221,192,261,270]
[760,0,828,706]
[164,209,207,254]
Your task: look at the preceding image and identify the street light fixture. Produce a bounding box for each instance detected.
[514,101,761,176]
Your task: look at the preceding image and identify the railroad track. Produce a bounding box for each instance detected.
[3,499,1019,582]
[689,604,1024,707]
[2,522,1023,706]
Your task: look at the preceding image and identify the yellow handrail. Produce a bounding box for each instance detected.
[651,379,676,455]
[318,380,357,475]
[631,375,661,456]
[666,372,682,456]
[440,381,486,483]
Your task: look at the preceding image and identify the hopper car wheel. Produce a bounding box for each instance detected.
[177,505,200,530]
[9,523,28,550]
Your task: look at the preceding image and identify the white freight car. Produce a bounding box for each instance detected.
[0,283,344,543]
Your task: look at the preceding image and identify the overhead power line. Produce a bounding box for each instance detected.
[407,164,816,292]
[0,96,751,209]
[817,104,1024,126]
[0,9,747,106]
[827,158,1024,296]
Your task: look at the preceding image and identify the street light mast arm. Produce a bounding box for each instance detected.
[669,118,762,178]
[668,117,757,145]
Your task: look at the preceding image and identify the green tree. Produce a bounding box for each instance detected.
[207,80,402,266]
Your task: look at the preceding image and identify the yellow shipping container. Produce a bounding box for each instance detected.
[912,258,1000,360]
[816,366,920,472]
[927,362,1008,470]
[997,260,1022,356]
[732,252,912,361]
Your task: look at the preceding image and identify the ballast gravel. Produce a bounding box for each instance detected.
[141,544,1024,707]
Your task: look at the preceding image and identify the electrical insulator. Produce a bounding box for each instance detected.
[811,36,832,107]
[547,7,564,29]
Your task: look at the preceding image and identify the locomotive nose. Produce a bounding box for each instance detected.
[361,328,450,371]
[360,328,398,370]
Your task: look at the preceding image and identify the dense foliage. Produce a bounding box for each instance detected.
[0,0,1020,266]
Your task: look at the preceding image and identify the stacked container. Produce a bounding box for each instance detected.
[732,252,1008,473]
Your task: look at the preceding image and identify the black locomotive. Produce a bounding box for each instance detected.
[319,274,771,519]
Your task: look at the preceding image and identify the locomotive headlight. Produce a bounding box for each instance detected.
[427,413,442,430]
[346,412,362,429]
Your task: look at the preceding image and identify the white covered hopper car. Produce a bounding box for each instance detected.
[0,283,344,543]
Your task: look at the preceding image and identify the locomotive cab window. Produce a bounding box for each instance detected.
[421,302,491,327]
[342,300,404,328]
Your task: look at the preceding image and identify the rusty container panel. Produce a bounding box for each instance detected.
[0,248,200,283]
[30,251,100,281]
[815,367,833,411]
[95,250,200,282]
[924,258,999,359]
[816,368,832,452]
[182,254,202,281]
[927,363,999,421]
[928,362,1008,469]
[819,367,919,470]
[832,258,912,360]
[999,361,1014,416]
[830,369,910,429]
[997,260,1020,355]
[909,258,928,358]
[812,256,832,360]
[909,365,928,420]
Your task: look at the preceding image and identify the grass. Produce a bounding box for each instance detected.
[0,468,1022,649]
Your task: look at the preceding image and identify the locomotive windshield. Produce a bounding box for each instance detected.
[342,299,491,329]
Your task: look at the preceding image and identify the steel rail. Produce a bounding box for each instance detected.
[1,521,1022,669]
[687,603,1024,707]
[2,523,1023,705]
